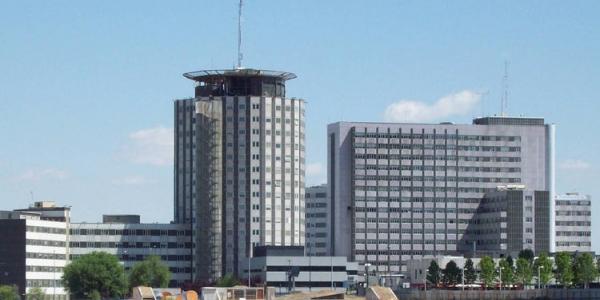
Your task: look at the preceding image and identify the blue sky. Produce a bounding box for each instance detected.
[0,1,598,251]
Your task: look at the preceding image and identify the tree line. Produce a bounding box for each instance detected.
[427,250,599,289]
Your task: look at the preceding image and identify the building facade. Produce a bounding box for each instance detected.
[174,68,305,281]
[473,187,550,257]
[0,210,69,299]
[328,117,555,273]
[555,192,592,252]
[305,185,331,256]
[246,246,357,293]
[70,216,193,286]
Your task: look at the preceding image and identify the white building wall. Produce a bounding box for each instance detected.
[555,193,592,252]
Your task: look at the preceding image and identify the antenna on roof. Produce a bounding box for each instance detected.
[501,61,509,117]
[237,0,244,69]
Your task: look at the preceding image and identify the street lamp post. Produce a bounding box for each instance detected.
[538,266,544,289]
[364,263,372,290]
[498,265,502,291]
[53,249,56,300]
[424,268,429,292]
[461,266,465,291]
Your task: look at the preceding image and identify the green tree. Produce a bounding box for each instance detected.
[442,260,462,286]
[533,252,553,288]
[518,249,535,263]
[554,252,573,288]
[479,256,496,289]
[62,251,127,299]
[128,255,171,289]
[426,260,442,286]
[27,287,46,300]
[464,258,477,284]
[499,258,514,287]
[0,285,19,300]
[216,274,241,287]
[573,252,598,289]
[515,257,533,287]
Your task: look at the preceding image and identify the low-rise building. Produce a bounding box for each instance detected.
[246,246,357,293]
[555,193,592,252]
[0,208,69,299]
[70,215,193,287]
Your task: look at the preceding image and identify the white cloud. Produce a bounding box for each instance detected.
[17,168,68,181]
[122,126,173,166]
[559,159,591,170]
[306,162,326,185]
[112,175,149,186]
[383,90,481,123]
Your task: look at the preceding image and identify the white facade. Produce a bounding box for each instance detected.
[0,211,69,300]
[25,219,69,298]
[555,193,592,252]
[305,185,331,256]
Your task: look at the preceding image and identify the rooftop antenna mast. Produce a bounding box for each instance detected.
[501,61,509,117]
[237,0,244,69]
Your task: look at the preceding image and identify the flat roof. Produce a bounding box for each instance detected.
[183,68,297,81]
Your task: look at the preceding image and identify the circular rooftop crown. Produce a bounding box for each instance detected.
[183,68,297,81]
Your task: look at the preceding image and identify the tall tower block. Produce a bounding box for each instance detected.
[175,68,306,281]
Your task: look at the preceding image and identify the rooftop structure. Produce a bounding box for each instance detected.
[183,68,296,97]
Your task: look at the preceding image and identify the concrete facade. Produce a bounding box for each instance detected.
[245,247,357,293]
[0,211,69,299]
[555,193,592,252]
[174,69,305,281]
[327,117,555,273]
[70,220,193,286]
[305,185,331,256]
[473,187,550,257]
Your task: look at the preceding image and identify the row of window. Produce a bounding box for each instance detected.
[556,242,591,247]
[556,231,591,237]
[355,197,482,203]
[26,265,63,273]
[354,154,522,162]
[26,252,66,260]
[355,218,460,224]
[26,226,66,234]
[555,221,591,226]
[306,203,327,208]
[26,279,62,288]
[555,211,592,216]
[354,175,521,183]
[71,229,192,236]
[556,200,591,206]
[355,144,521,152]
[353,133,521,142]
[354,207,476,214]
[70,241,193,249]
[356,165,521,173]
[355,187,490,193]
[356,239,458,245]
[26,239,66,247]
[70,254,193,262]
[355,228,461,234]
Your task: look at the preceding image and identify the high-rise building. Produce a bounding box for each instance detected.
[174,68,306,281]
[305,184,331,256]
[555,192,592,252]
[327,117,555,273]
